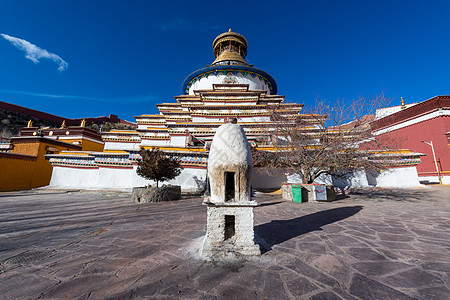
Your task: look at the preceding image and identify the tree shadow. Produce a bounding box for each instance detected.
[254,206,363,253]
[349,189,430,202]
[258,201,283,207]
[334,193,350,200]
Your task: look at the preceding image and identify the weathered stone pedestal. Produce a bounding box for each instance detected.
[202,203,260,257]
[202,120,260,258]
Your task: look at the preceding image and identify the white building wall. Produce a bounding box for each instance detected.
[48,165,207,192]
[48,164,423,192]
[375,104,418,119]
[49,167,100,189]
[282,167,422,189]
[253,168,287,192]
[191,116,271,123]
[104,142,140,151]
[170,135,187,147]
[331,170,369,188]
[375,166,423,188]
[140,139,170,146]
[418,175,450,185]
[96,167,135,188]
[192,117,222,123]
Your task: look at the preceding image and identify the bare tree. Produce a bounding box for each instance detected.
[136,148,182,187]
[252,95,395,184]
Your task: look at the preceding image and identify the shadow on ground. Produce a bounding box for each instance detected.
[349,188,429,202]
[258,201,283,207]
[255,206,363,253]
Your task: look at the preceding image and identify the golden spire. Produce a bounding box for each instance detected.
[228,28,232,32]
[401,97,406,109]
[27,119,33,128]
[80,119,86,127]
[61,120,66,128]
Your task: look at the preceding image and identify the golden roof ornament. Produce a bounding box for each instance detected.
[80,119,86,127]
[27,119,33,128]
[61,120,66,128]
[212,29,248,65]
[401,97,406,109]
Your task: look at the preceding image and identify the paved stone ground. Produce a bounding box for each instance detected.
[0,186,449,299]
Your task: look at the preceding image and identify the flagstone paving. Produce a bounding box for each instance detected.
[0,186,449,299]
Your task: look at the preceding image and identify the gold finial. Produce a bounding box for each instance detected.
[228,28,232,32]
[401,97,406,109]
[27,119,33,128]
[61,120,66,128]
[80,119,86,127]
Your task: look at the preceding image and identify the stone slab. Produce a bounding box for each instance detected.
[0,186,449,299]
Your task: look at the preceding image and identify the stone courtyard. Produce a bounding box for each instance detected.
[0,186,449,299]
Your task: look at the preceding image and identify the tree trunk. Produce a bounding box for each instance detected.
[302,174,309,184]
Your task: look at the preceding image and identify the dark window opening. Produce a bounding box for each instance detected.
[225,172,235,201]
[224,215,235,240]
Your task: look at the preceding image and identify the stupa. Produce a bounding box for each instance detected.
[46,30,424,190]
[202,119,260,257]
[46,29,313,190]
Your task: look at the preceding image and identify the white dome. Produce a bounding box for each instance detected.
[188,73,270,95]
[208,123,253,169]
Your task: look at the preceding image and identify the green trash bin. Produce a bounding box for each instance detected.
[291,185,303,203]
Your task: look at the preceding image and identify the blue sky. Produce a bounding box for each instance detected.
[1,0,449,122]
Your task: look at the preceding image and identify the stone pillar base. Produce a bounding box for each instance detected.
[201,205,260,259]
[202,239,261,259]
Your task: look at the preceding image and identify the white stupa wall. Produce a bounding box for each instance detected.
[191,116,271,123]
[49,167,100,189]
[188,73,270,95]
[252,168,287,192]
[330,169,369,188]
[374,166,422,188]
[49,165,207,192]
[140,139,170,146]
[104,142,141,151]
[283,167,422,189]
[170,135,188,147]
[418,175,450,184]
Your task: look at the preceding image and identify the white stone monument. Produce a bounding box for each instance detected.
[202,119,261,258]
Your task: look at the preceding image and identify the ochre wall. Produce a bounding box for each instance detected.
[53,138,104,152]
[78,139,104,152]
[10,143,39,156]
[0,154,36,191]
[0,139,80,192]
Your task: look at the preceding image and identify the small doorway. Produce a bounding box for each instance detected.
[224,215,235,240]
[225,171,235,201]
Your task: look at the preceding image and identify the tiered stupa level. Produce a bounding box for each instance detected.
[101,29,318,157]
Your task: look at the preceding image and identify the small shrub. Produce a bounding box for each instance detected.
[136,148,182,187]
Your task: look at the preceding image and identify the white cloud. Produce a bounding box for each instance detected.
[1,33,68,71]
[0,88,159,104]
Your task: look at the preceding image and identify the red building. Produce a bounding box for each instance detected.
[371,96,450,184]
